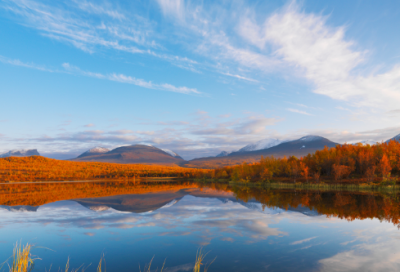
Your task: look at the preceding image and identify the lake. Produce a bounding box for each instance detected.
[0,180,399,272]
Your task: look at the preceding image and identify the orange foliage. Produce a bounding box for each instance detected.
[0,181,201,207]
[0,156,211,182]
[380,154,392,178]
[210,140,400,184]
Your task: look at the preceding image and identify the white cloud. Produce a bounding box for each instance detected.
[0,55,200,95]
[156,0,184,20]
[319,222,400,272]
[153,1,400,111]
[222,72,259,83]
[72,0,125,20]
[238,4,400,110]
[0,55,54,72]
[291,236,317,245]
[287,108,312,116]
[3,0,195,65]
[62,62,200,94]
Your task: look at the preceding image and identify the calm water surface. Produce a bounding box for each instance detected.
[0,181,399,272]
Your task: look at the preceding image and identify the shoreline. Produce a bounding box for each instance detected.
[196,179,400,193]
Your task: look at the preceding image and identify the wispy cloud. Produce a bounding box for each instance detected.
[0,55,200,95]
[154,1,400,111]
[222,72,259,83]
[238,3,400,110]
[3,0,194,65]
[156,0,185,20]
[0,55,54,72]
[287,108,312,116]
[291,236,317,245]
[62,63,200,94]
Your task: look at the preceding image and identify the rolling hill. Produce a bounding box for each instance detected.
[72,144,184,165]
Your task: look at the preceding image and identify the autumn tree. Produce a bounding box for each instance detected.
[379,154,392,179]
[300,161,309,183]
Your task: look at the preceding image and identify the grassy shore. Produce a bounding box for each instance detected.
[195,178,400,193]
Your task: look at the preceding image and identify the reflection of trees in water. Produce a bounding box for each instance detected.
[2,180,400,228]
[0,181,201,206]
[202,183,400,228]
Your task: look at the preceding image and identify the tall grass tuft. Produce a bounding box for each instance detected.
[97,255,105,272]
[8,242,37,272]
[193,248,215,272]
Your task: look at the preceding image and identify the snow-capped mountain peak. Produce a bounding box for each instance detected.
[87,147,109,153]
[298,135,324,142]
[161,148,178,157]
[77,147,109,158]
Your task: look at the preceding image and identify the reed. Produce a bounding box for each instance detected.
[3,243,211,272]
[7,242,37,272]
[193,248,215,272]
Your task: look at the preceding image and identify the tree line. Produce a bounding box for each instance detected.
[1,140,400,184]
[208,140,400,184]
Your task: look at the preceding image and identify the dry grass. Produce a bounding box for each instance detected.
[3,242,38,272]
[193,248,216,272]
[2,243,214,272]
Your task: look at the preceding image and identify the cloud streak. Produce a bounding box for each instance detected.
[0,55,200,95]
[62,63,200,95]
[287,108,313,116]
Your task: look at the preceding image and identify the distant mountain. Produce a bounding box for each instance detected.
[184,135,339,168]
[351,140,378,146]
[0,149,40,158]
[77,147,110,158]
[216,151,229,157]
[386,134,400,143]
[238,138,286,152]
[72,144,184,165]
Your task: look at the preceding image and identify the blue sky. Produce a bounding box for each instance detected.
[1,0,400,159]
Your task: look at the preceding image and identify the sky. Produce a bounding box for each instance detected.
[1,0,400,160]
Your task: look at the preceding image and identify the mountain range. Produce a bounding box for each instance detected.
[2,133,400,168]
[184,135,339,168]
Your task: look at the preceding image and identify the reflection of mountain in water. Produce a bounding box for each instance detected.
[231,200,319,216]
[0,205,38,212]
[74,191,188,213]
[74,189,321,217]
[0,185,320,216]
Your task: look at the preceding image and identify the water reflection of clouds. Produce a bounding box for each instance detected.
[0,196,290,244]
[1,192,400,271]
[319,220,400,272]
